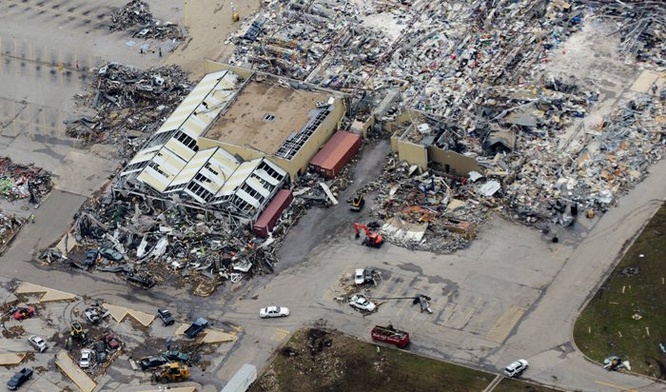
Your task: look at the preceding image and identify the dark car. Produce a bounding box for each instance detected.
[164,351,189,362]
[127,273,156,288]
[7,367,32,390]
[157,309,175,326]
[139,356,168,371]
[99,247,123,261]
[84,249,98,266]
[363,268,375,285]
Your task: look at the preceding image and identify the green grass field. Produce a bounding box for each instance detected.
[249,328,495,392]
[574,202,666,378]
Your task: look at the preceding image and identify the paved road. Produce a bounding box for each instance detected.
[213,157,666,391]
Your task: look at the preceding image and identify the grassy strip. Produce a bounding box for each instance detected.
[573,202,666,377]
[250,328,494,392]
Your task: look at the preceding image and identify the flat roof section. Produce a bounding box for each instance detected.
[205,79,331,154]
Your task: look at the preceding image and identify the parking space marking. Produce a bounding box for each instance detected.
[271,328,290,341]
[485,305,525,343]
[440,293,466,326]
[593,381,639,392]
[474,300,494,327]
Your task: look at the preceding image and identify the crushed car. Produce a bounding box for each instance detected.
[12,306,35,321]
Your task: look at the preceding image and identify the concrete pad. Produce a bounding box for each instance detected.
[103,303,129,323]
[55,351,96,392]
[175,323,190,336]
[629,70,660,93]
[0,353,25,365]
[15,282,76,302]
[127,309,155,327]
[201,329,237,344]
[102,303,156,327]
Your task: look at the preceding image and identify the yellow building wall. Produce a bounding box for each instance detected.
[428,147,480,176]
[397,140,428,169]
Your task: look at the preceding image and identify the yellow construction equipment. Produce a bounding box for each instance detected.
[153,363,190,384]
[231,2,240,22]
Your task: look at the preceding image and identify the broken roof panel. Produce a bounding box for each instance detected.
[158,69,241,136]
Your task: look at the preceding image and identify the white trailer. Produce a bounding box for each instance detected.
[221,363,257,392]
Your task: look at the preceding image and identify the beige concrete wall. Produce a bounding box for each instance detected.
[397,140,428,169]
[428,147,480,176]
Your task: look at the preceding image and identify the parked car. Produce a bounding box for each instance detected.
[260,306,290,318]
[6,368,32,390]
[184,318,208,338]
[354,269,365,285]
[27,335,47,352]
[349,294,377,312]
[157,309,175,326]
[84,249,98,266]
[504,359,529,377]
[12,306,35,321]
[93,341,108,363]
[99,247,123,261]
[139,356,168,371]
[79,349,92,369]
[363,268,375,284]
[164,351,190,363]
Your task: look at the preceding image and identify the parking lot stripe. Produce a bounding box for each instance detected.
[441,293,465,326]
[593,380,639,391]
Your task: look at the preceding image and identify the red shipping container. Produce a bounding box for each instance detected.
[309,131,362,178]
[253,189,293,238]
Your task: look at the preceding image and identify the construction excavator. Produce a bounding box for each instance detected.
[353,223,384,248]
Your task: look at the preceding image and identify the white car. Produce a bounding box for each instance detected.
[354,269,365,285]
[504,359,529,377]
[27,335,47,352]
[79,349,92,368]
[349,294,376,312]
[260,306,290,318]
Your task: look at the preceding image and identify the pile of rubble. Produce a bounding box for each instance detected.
[0,157,53,205]
[65,63,192,159]
[108,0,184,40]
[582,0,666,65]
[44,191,284,295]
[0,212,24,253]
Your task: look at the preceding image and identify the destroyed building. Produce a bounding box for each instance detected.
[114,62,347,222]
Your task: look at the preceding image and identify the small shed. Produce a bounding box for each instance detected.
[309,131,362,179]
[253,189,293,238]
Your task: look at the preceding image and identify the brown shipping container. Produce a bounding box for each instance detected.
[309,131,362,178]
[253,189,294,238]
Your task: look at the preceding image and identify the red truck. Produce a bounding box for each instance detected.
[371,325,410,349]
